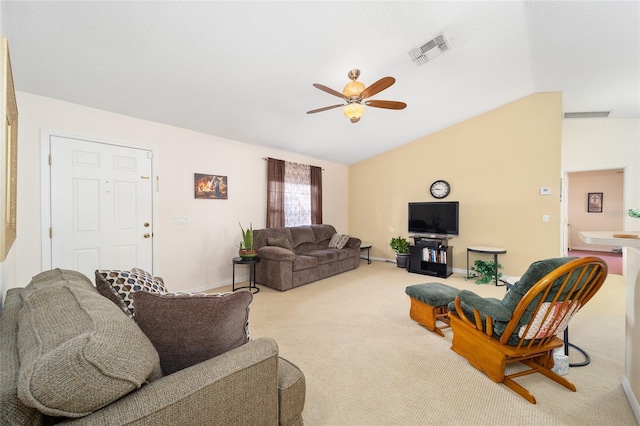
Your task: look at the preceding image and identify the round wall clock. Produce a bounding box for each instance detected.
[430,180,451,199]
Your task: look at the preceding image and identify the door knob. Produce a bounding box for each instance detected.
[144,233,151,238]
[144,222,150,227]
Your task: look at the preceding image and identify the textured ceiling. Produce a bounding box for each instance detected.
[3,1,639,165]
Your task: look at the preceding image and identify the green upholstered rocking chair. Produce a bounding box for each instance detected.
[448,256,608,404]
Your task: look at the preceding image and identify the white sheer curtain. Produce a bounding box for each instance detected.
[284,161,311,227]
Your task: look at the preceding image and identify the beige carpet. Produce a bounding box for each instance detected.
[219,261,636,425]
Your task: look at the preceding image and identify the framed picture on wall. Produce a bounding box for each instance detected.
[587,192,603,213]
[194,173,228,199]
[1,38,18,262]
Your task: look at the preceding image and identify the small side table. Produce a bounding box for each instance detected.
[360,243,372,264]
[467,246,507,286]
[232,257,260,294]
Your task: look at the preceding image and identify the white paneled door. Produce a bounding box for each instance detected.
[49,135,154,280]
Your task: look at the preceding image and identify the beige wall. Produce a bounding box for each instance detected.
[8,92,349,293]
[567,169,624,251]
[348,92,563,276]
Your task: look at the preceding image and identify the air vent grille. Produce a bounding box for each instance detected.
[564,111,611,119]
[410,32,450,65]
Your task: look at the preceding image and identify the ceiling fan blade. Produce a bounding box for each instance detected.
[313,83,347,100]
[359,77,395,99]
[306,104,344,114]
[365,100,407,110]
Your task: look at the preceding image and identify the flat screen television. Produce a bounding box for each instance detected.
[408,201,459,236]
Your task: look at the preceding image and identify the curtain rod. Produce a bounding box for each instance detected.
[262,157,324,171]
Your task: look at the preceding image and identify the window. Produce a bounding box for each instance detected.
[285,162,311,226]
[266,158,322,228]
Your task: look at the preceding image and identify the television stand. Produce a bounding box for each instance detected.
[408,237,453,278]
[410,235,451,244]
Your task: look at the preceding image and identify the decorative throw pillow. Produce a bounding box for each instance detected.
[268,236,294,252]
[328,233,350,249]
[133,290,253,375]
[336,234,350,249]
[95,269,167,318]
[328,233,341,248]
[518,301,579,340]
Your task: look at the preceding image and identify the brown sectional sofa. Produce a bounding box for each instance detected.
[0,269,305,425]
[254,224,361,291]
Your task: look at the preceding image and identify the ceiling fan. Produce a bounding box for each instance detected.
[306,69,407,123]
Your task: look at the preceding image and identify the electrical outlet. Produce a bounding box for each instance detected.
[540,187,551,195]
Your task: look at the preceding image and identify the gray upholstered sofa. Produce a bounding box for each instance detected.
[0,269,305,425]
[254,224,361,291]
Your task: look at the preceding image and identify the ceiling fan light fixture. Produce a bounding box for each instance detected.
[343,103,365,120]
[343,80,365,97]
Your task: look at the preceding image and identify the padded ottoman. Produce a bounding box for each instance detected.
[405,282,460,337]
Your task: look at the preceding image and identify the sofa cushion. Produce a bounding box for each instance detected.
[306,249,339,265]
[311,224,337,247]
[1,289,43,425]
[292,255,319,272]
[17,284,162,418]
[133,290,253,375]
[290,226,317,252]
[277,357,306,426]
[495,257,576,342]
[268,237,294,252]
[95,268,167,318]
[25,268,95,293]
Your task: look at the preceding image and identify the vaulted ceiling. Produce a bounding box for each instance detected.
[3,1,639,165]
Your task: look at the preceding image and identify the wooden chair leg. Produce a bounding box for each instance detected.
[502,376,537,404]
[522,359,577,392]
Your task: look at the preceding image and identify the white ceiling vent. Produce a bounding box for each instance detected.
[410,32,450,65]
[564,111,611,119]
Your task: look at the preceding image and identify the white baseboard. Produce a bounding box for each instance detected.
[622,375,640,425]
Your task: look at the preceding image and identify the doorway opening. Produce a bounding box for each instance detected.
[563,168,625,275]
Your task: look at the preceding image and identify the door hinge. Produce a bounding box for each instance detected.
[49,227,52,238]
[48,154,52,166]
[156,176,160,192]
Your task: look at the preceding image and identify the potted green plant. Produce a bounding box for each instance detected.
[390,236,410,269]
[238,222,261,259]
[468,259,503,284]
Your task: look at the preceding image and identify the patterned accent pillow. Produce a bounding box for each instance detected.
[133,290,253,375]
[336,234,350,249]
[518,301,580,339]
[95,269,167,318]
[329,233,349,249]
